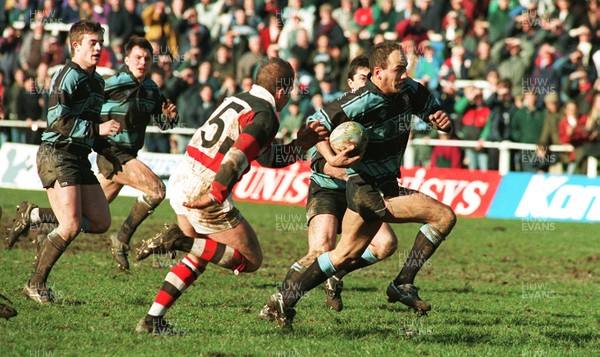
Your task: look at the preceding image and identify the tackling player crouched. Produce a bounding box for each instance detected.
[134,57,327,335]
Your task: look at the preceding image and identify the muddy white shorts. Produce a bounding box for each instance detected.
[169,155,242,234]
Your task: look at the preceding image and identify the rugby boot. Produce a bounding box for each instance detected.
[324,276,344,312]
[258,304,276,322]
[136,224,181,261]
[0,294,17,320]
[134,317,180,336]
[386,283,431,313]
[7,201,37,249]
[22,280,55,304]
[266,292,296,330]
[110,233,130,271]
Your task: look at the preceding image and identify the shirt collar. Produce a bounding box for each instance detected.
[119,64,145,84]
[249,84,276,111]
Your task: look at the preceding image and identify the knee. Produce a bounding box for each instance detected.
[142,180,166,208]
[241,256,262,273]
[147,186,166,207]
[380,237,398,258]
[60,222,82,240]
[435,204,457,235]
[242,252,262,273]
[444,206,457,232]
[61,220,83,239]
[153,182,167,203]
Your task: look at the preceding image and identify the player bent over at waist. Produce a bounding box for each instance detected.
[133,57,327,335]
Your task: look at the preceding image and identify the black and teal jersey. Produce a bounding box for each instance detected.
[101,65,172,153]
[308,147,347,190]
[42,61,106,152]
[308,77,443,182]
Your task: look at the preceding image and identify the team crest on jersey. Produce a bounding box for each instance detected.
[147,89,153,97]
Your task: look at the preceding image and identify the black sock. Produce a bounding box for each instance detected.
[332,257,376,280]
[279,262,307,292]
[117,200,154,244]
[172,236,195,252]
[281,260,329,307]
[393,231,437,285]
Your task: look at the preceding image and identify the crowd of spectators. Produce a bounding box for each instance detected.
[1,0,600,174]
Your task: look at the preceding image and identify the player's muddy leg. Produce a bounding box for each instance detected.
[138,217,261,273]
[280,209,381,307]
[103,159,165,270]
[80,184,112,234]
[278,214,337,292]
[333,222,398,280]
[197,218,262,273]
[383,190,457,312]
[138,219,262,335]
[109,160,165,244]
[137,253,206,335]
[384,191,456,285]
[24,183,87,303]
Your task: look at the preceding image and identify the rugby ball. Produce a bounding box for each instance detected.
[329,121,369,155]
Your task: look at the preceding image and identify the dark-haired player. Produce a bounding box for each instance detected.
[133,57,327,335]
[7,36,178,271]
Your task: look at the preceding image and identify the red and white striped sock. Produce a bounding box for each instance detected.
[147,256,204,318]
[190,239,247,274]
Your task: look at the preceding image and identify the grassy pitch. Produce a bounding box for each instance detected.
[0,188,598,356]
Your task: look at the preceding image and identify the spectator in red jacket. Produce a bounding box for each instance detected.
[455,86,490,171]
[395,12,428,44]
[559,101,589,174]
[258,13,281,53]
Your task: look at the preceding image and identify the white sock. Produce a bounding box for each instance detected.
[30,208,41,224]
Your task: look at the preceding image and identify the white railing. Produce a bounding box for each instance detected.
[406,138,598,178]
[1,120,598,178]
[0,119,195,135]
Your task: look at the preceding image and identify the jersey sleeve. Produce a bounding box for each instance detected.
[408,78,450,132]
[306,100,350,132]
[209,110,278,203]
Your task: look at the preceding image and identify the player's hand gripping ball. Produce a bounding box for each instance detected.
[329,121,369,156]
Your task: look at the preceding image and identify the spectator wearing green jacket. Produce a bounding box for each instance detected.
[511,91,545,172]
[491,37,535,96]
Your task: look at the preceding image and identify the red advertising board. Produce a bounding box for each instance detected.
[232,161,312,206]
[232,163,502,217]
[400,167,502,217]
